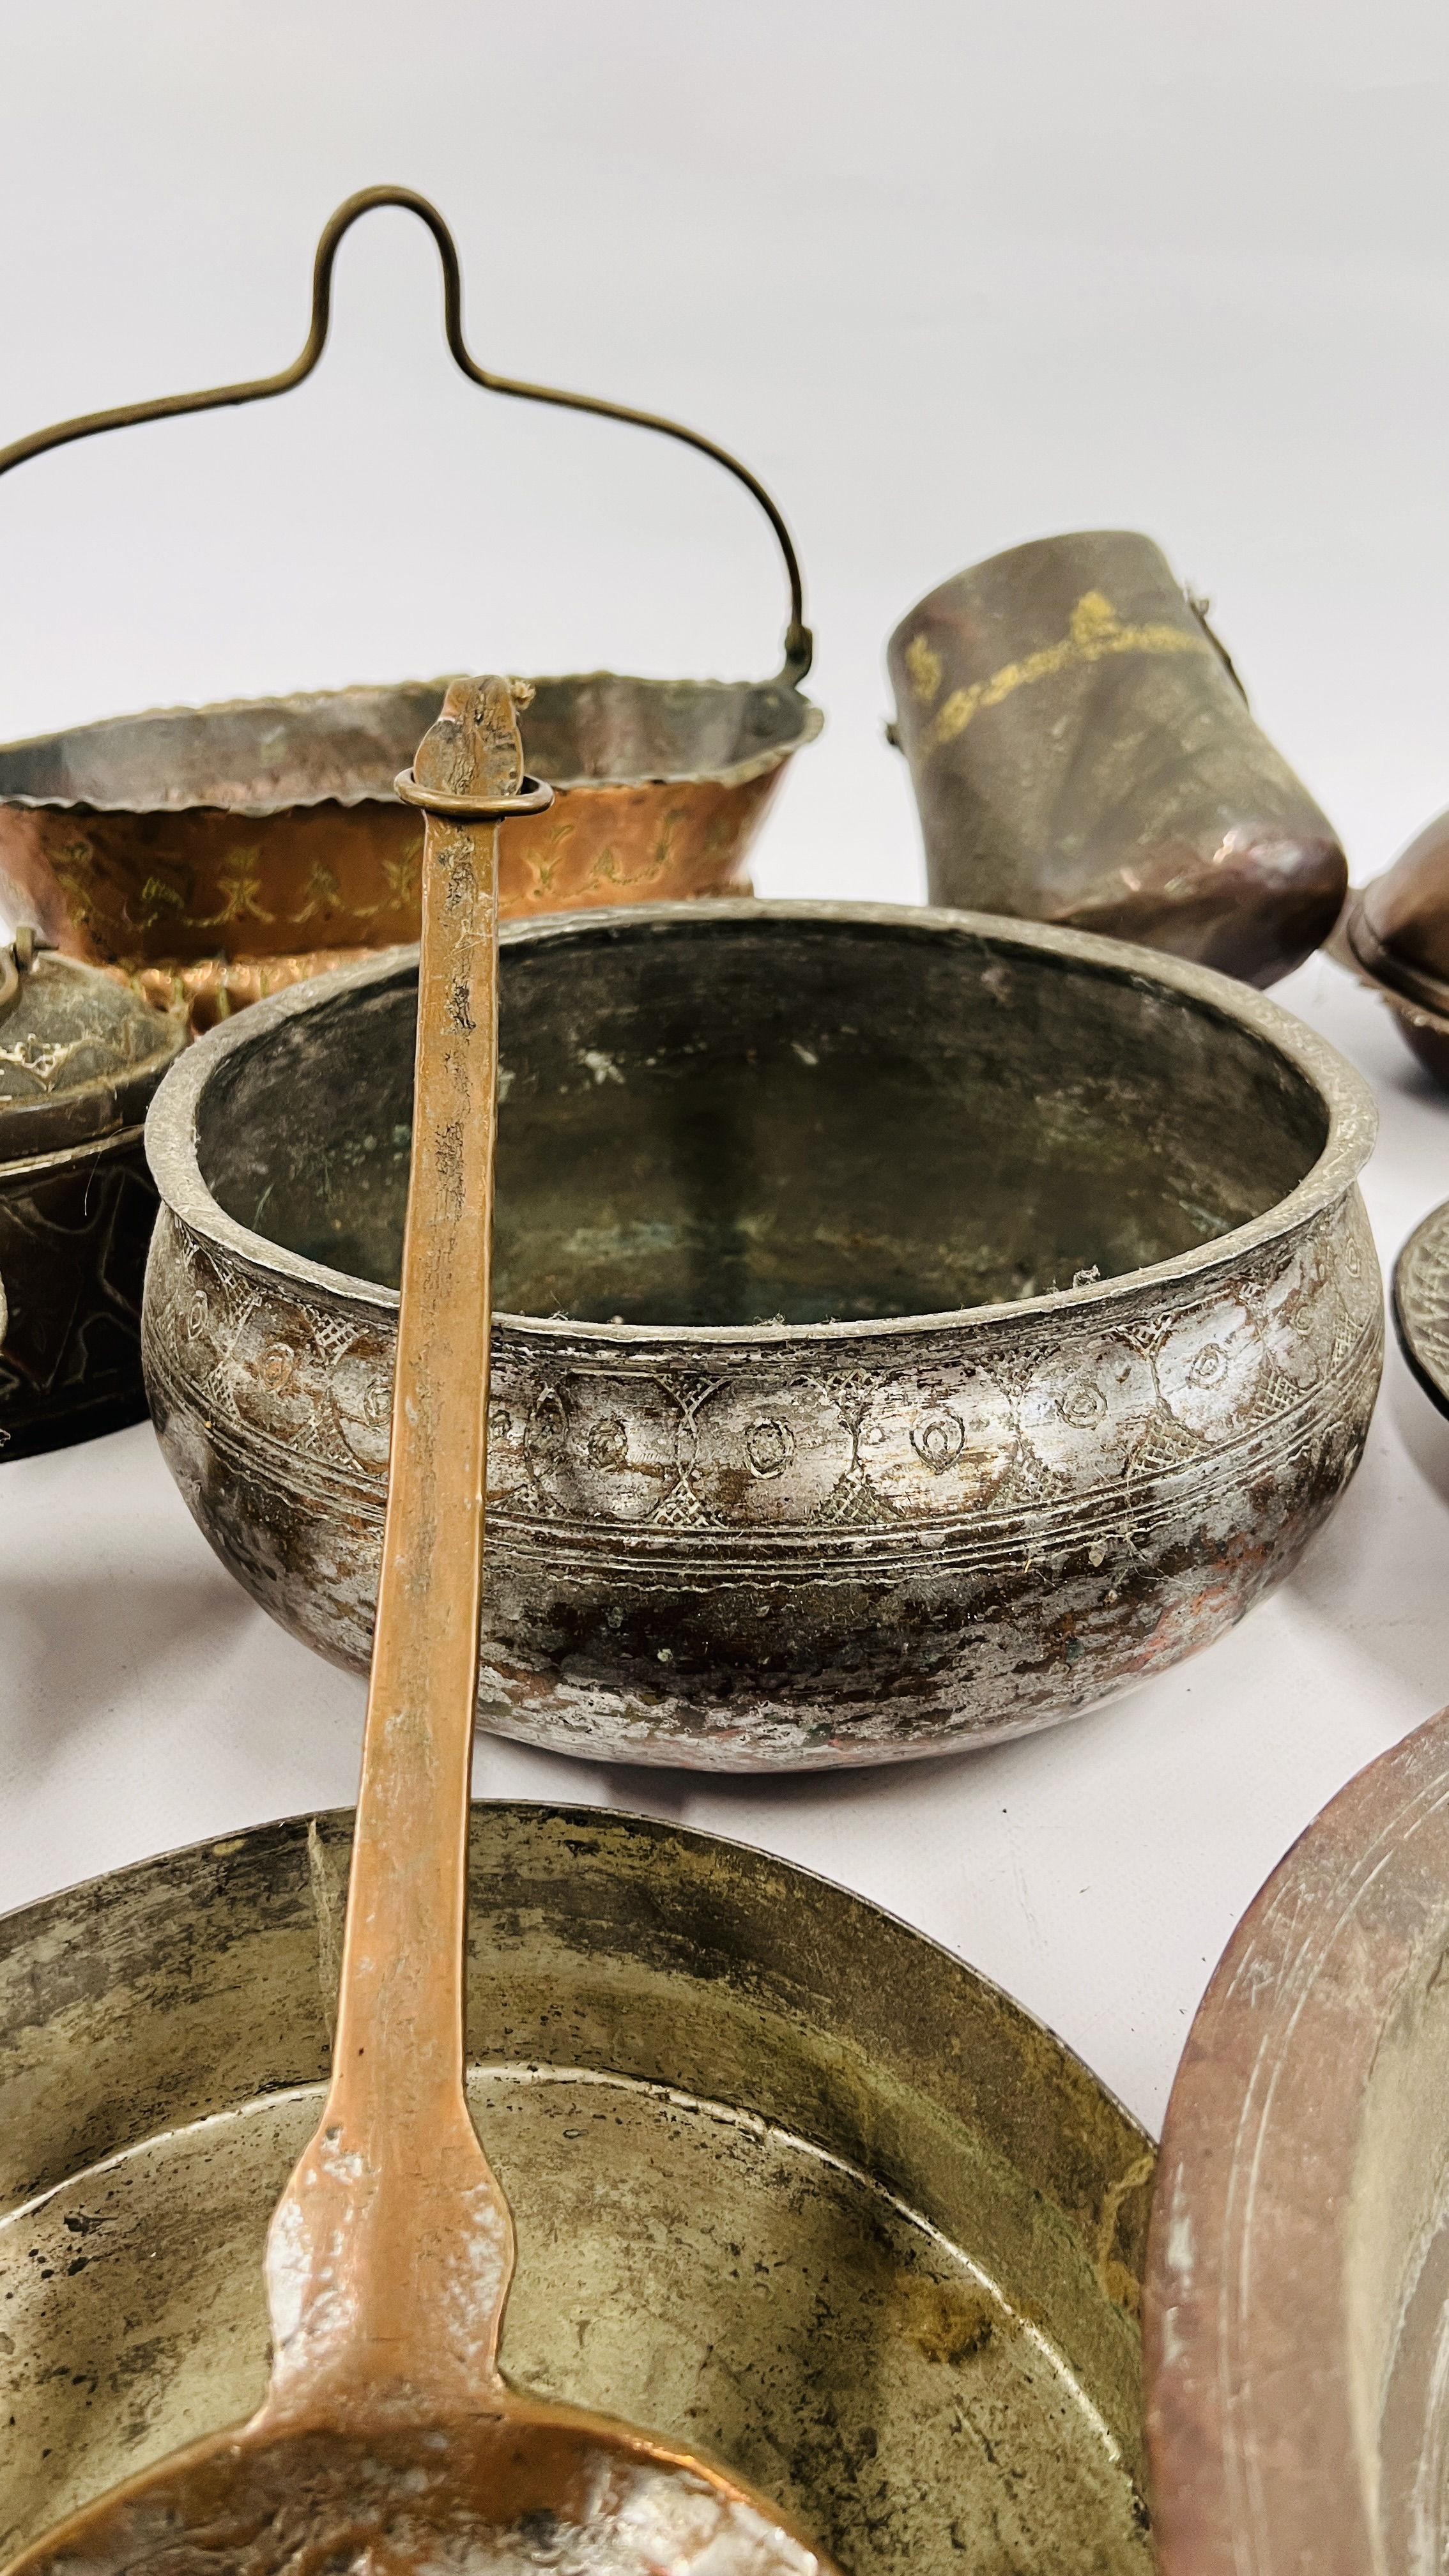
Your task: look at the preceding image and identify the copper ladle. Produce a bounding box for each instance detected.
[4,680,835,2576]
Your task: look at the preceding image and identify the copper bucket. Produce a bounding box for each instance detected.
[887,530,1346,989]
[0,189,820,1031]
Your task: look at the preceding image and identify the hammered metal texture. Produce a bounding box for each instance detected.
[0,676,822,1032]
[1144,1701,1449,2576]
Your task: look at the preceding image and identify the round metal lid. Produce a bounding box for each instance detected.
[1392,1193,1449,1419]
[0,936,185,1161]
[1344,805,1449,1016]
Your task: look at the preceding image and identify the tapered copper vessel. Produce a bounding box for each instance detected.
[887,532,1346,989]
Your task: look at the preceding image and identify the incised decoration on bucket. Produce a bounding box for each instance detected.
[1392,1192,1449,1422]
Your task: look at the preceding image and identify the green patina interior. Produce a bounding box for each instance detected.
[198,915,1330,1326]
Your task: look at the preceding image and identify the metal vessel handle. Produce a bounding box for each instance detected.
[0,185,813,687]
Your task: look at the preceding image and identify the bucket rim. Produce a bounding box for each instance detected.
[0,671,824,818]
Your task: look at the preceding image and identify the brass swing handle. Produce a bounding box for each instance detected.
[0,184,814,688]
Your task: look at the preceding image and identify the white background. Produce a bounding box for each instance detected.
[3,0,1449,2134]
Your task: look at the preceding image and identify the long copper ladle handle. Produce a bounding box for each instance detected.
[259,682,552,2435]
[0,186,812,686]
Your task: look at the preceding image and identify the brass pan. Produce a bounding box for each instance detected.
[0,1804,1154,2574]
[0,188,820,1031]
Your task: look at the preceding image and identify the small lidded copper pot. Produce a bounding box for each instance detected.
[0,931,183,1456]
[1337,806,1449,1087]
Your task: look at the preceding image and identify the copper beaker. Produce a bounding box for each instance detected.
[887,530,1346,989]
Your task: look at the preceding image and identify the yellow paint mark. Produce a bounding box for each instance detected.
[927,590,1211,753]
[905,632,944,704]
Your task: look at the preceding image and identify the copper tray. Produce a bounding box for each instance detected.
[1144,1701,1449,2573]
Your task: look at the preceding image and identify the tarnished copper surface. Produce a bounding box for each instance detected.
[0,673,820,1032]
[887,533,1347,989]
[142,901,1381,1768]
[0,1805,1156,2571]
[0,946,183,1457]
[1144,1699,1449,2576]
[5,685,834,2576]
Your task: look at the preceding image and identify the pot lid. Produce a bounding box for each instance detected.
[1348,806,1449,1015]
[0,931,185,1160]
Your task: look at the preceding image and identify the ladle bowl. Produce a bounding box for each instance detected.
[142,900,1382,1768]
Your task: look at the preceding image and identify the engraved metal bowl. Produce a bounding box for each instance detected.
[887,532,1347,989]
[0,673,820,1030]
[141,900,1383,1771]
[0,1802,1155,2575]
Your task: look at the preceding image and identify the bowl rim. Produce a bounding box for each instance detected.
[144,898,1379,1347]
[1391,1193,1449,1422]
[0,672,825,816]
[0,1793,1153,2231]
